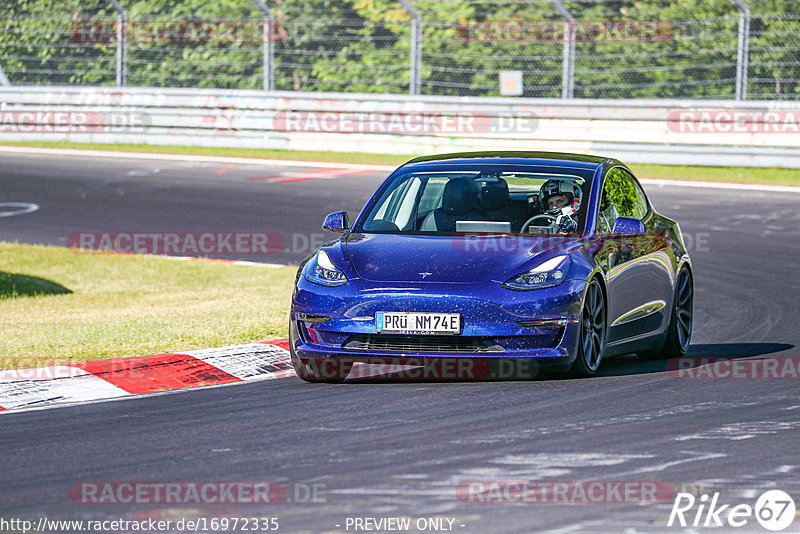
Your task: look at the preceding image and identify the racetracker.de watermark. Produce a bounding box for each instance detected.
[667,356,800,379]
[295,357,573,381]
[69,482,326,505]
[68,19,283,44]
[0,110,150,133]
[272,111,538,134]
[67,232,284,255]
[456,480,674,504]
[667,109,800,134]
[451,232,710,254]
[302,357,495,381]
[458,19,674,43]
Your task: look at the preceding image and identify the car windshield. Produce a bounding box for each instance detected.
[354,166,595,235]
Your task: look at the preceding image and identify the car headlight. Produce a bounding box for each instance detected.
[502,255,570,291]
[304,250,349,287]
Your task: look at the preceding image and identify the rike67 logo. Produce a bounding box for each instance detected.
[668,490,796,531]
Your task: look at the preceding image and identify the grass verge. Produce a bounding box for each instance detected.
[0,242,296,370]
[1,140,799,187]
[629,163,800,187]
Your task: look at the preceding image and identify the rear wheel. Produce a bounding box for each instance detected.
[639,267,693,360]
[570,279,607,378]
[290,346,352,383]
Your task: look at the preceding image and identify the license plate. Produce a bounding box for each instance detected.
[375,312,461,335]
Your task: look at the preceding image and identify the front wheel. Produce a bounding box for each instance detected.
[290,346,352,383]
[570,278,607,378]
[639,267,693,360]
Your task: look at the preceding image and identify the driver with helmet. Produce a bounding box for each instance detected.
[538,179,581,234]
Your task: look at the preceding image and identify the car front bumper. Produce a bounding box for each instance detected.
[290,277,587,377]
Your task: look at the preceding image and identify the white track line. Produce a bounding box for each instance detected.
[155,255,288,268]
[0,202,40,217]
[0,145,393,171]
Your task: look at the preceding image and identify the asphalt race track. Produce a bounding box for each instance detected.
[0,151,389,265]
[2,149,800,533]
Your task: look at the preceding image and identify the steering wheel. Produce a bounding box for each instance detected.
[521,214,557,233]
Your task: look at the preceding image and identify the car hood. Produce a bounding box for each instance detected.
[344,233,572,283]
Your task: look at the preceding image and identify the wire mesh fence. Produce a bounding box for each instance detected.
[0,0,798,100]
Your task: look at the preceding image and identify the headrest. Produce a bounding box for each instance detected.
[479,179,510,211]
[442,178,474,215]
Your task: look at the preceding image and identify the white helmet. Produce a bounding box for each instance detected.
[539,179,581,213]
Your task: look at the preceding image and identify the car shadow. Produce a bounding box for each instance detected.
[595,343,796,378]
[342,343,796,383]
[0,271,73,299]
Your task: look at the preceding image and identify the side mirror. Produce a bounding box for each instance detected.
[612,216,645,235]
[322,211,349,233]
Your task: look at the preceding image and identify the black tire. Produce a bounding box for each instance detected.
[570,278,607,378]
[638,267,693,360]
[290,346,352,383]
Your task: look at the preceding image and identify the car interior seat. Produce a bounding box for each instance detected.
[421,178,487,231]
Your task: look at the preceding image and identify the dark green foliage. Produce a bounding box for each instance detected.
[0,0,797,98]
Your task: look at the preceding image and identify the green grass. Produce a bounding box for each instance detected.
[0,242,296,370]
[2,140,799,186]
[629,163,800,187]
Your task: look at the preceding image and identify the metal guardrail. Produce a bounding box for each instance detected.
[1,86,799,168]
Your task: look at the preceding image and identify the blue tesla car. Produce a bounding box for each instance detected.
[290,152,693,382]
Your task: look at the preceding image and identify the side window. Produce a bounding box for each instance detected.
[418,177,448,214]
[627,173,650,220]
[365,175,421,231]
[597,168,648,233]
[393,177,421,230]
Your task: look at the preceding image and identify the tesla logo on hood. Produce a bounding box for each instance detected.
[419,272,432,279]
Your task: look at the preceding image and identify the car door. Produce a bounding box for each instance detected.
[596,167,673,342]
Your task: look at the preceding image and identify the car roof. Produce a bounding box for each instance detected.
[400,151,610,173]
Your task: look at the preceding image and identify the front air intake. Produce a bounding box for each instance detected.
[342,335,504,353]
